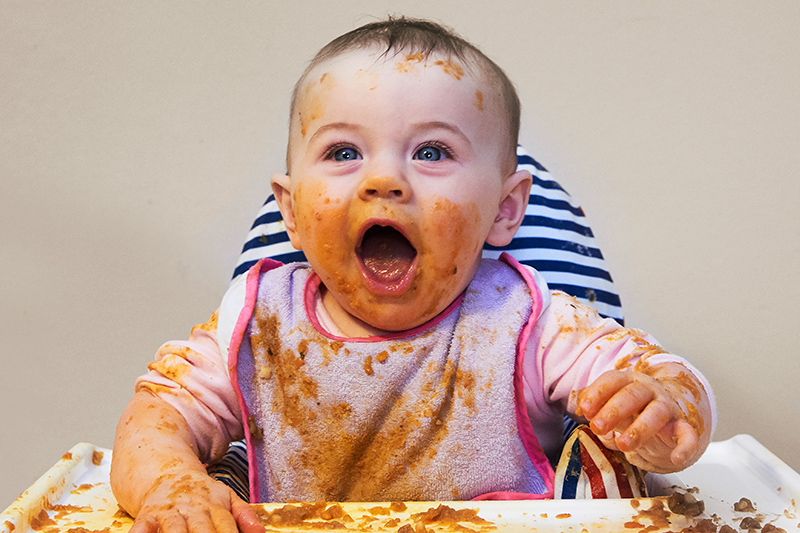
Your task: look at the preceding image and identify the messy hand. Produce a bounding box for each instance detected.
[577,369,701,473]
[129,469,264,533]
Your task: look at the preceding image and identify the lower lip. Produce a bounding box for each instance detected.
[357,256,418,296]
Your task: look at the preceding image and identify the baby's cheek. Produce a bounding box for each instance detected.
[295,184,347,259]
[415,199,484,314]
[423,199,484,269]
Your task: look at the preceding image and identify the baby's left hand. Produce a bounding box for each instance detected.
[577,369,701,473]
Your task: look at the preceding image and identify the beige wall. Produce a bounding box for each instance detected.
[2,2,798,505]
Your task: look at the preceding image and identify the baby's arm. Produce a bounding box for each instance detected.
[111,392,262,533]
[527,292,715,473]
[110,316,264,533]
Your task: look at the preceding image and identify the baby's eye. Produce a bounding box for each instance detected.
[332,147,361,161]
[414,145,448,162]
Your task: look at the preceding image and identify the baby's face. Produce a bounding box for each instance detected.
[275,49,521,334]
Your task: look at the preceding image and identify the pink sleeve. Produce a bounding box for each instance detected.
[521,292,716,454]
[135,312,243,464]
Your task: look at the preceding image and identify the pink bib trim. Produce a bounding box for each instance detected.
[228,258,282,502]
[500,252,556,498]
[302,271,467,343]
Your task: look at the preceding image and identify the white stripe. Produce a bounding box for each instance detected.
[482,248,611,271]
[526,271,618,294]
[237,241,298,266]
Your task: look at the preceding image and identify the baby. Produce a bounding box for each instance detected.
[111,17,715,533]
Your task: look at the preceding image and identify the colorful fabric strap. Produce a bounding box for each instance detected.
[554,425,648,499]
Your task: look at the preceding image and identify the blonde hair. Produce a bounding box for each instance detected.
[287,16,520,173]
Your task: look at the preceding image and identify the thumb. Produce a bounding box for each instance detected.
[231,494,264,533]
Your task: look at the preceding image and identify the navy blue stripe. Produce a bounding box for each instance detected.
[233,250,307,278]
[516,153,547,172]
[486,237,604,259]
[521,260,613,282]
[559,436,583,499]
[546,283,622,308]
[250,210,284,229]
[522,215,594,238]
[240,231,292,252]
[529,195,586,218]
[531,175,568,193]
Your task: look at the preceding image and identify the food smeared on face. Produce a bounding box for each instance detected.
[474,90,484,111]
[395,52,424,73]
[284,48,511,334]
[434,59,464,80]
[298,72,337,137]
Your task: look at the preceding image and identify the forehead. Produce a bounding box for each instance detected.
[290,48,507,146]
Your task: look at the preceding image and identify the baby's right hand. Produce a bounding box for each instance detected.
[129,469,264,533]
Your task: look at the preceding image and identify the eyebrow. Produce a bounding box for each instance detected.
[411,121,471,146]
[307,120,471,146]
[307,122,360,144]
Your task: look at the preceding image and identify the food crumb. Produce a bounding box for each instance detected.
[733,497,757,513]
[92,450,104,466]
[668,491,705,517]
[30,510,55,531]
[739,516,761,529]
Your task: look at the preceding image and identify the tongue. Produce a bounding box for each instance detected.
[359,226,417,282]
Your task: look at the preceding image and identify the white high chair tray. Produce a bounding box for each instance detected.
[2,435,799,532]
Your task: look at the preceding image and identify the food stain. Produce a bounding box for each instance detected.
[298,71,336,137]
[147,350,191,387]
[190,311,218,335]
[434,60,464,80]
[474,90,484,111]
[29,510,55,531]
[395,52,424,73]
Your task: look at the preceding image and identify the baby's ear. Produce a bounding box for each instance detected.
[270,173,303,251]
[485,169,532,247]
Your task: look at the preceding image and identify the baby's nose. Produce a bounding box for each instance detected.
[358,174,410,202]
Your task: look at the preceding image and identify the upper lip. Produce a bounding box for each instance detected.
[355,218,416,253]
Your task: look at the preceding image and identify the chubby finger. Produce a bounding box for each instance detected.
[589,380,655,437]
[210,505,245,533]
[670,419,700,467]
[577,371,631,419]
[186,510,218,533]
[614,397,673,451]
[158,512,190,533]
[129,514,160,533]
[231,497,265,533]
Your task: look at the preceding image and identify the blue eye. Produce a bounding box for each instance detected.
[414,146,447,161]
[332,147,361,161]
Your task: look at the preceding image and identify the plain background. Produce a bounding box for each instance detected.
[2,2,798,506]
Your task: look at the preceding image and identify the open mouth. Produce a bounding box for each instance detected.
[356,224,418,293]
